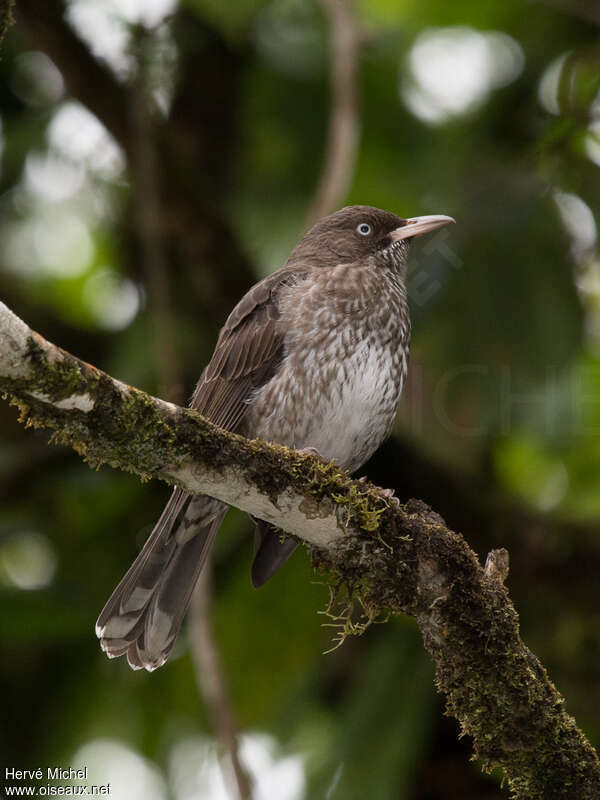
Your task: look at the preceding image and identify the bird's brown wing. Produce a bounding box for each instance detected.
[191,266,309,432]
[97,268,311,670]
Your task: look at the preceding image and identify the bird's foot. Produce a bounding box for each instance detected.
[357,476,398,501]
[297,446,322,458]
[378,486,400,506]
[297,446,332,465]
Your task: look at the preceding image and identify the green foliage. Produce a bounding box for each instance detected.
[1,0,599,797]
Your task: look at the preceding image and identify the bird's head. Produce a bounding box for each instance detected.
[287,205,455,275]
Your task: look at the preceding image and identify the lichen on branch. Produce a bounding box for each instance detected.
[0,300,599,799]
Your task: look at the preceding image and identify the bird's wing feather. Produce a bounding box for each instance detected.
[191,266,309,432]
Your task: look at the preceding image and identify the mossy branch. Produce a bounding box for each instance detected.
[0,300,599,798]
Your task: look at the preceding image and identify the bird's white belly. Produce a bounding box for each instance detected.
[298,342,402,470]
[249,337,405,473]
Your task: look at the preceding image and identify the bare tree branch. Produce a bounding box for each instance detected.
[306,0,361,227]
[1,299,599,799]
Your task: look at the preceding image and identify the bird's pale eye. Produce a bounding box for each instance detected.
[356,222,372,236]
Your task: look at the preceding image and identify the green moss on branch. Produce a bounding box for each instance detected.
[1,317,599,798]
[312,500,600,798]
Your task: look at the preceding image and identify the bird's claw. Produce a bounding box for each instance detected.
[298,446,322,458]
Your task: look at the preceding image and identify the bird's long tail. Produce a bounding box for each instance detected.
[96,488,227,671]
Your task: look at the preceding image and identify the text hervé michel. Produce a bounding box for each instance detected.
[5,768,88,781]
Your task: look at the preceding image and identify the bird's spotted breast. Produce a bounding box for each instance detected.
[245,263,410,472]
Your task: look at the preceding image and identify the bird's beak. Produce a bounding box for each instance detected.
[389,214,455,242]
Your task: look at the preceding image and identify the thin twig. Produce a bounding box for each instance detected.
[130,36,253,798]
[305,0,361,228]
[130,31,182,402]
[190,567,253,800]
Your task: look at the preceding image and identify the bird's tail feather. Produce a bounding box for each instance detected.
[251,518,298,588]
[96,488,226,671]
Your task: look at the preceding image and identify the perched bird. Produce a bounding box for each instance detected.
[96,205,454,671]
